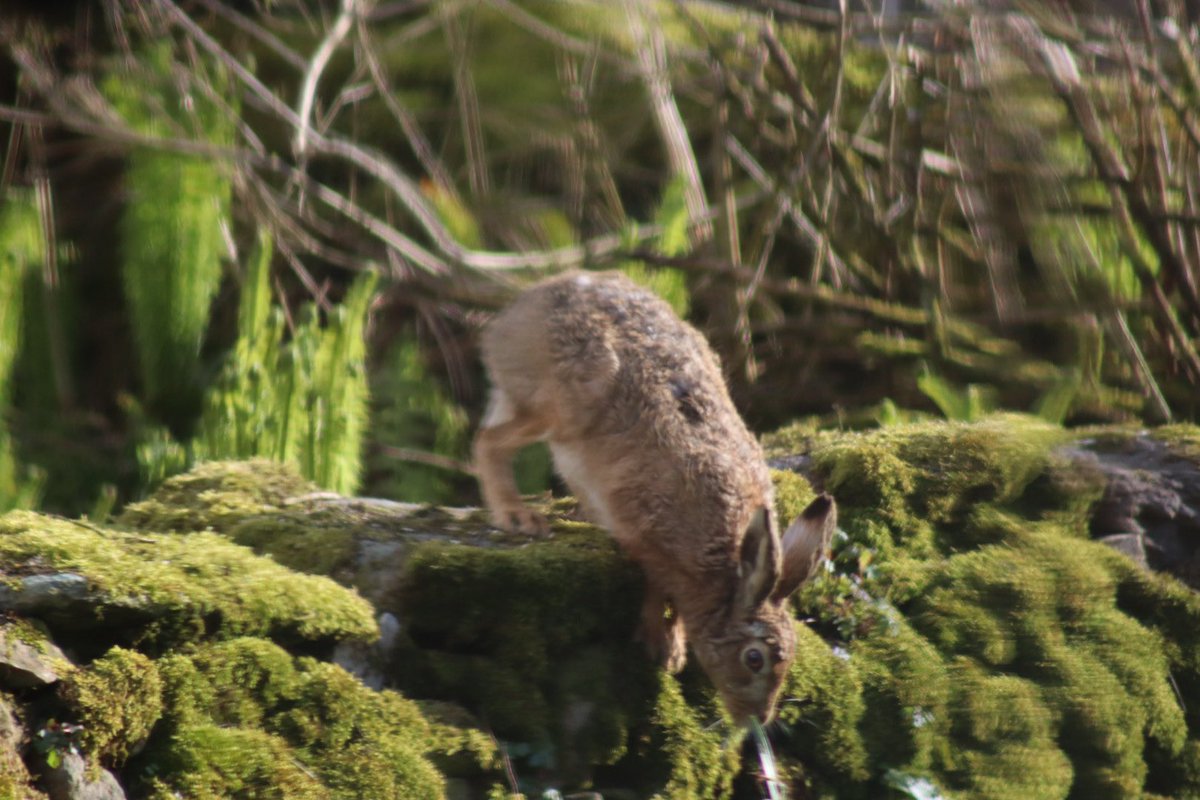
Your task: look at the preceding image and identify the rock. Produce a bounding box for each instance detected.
[0,693,43,798]
[0,694,22,747]
[1098,533,1148,568]
[1059,431,1200,583]
[0,624,70,689]
[41,752,125,800]
[332,612,401,690]
[0,575,91,618]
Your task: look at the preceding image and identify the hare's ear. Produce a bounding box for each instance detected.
[772,495,837,602]
[736,506,782,613]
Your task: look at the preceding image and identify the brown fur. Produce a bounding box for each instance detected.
[473,271,836,723]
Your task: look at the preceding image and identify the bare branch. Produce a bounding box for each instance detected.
[624,0,713,244]
[354,14,458,196]
[294,0,362,160]
[191,0,307,71]
[376,444,475,475]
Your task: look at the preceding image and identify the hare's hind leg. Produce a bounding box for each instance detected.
[473,388,551,535]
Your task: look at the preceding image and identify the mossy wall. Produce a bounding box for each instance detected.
[0,491,502,798]
[2,417,1199,798]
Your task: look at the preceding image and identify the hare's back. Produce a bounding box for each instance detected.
[540,272,712,373]
[541,273,748,439]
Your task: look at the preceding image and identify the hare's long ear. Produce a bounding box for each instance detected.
[736,506,782,613]
[772,495,837,603]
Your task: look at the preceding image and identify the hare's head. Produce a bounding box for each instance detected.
[693,494,837,724]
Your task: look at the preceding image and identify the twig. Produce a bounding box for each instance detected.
[442,4,489,196]
[152,0,665,272]
[629,250,930,326]
[354,13,458,195]
[624,0,713,244]
[191,0,308,71]
[1025,20,1200,383]
[484,0,633,74]
[294,0,361,160]
[724,134,856,286]
[376,444,475,475]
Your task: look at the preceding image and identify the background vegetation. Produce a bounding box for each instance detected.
[1,0,1198,514]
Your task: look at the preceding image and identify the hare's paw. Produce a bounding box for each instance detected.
[662,631,687,674]
[493,506,550,536]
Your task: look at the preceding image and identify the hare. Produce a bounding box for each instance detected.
[473,270,836,724]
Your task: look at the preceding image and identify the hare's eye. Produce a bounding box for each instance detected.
[743,647,765,673]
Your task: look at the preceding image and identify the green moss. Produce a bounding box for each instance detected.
[940,660,1073,799]
[770,469,818,524]
[757,416,1200,797]
[418,701,503,778]
[851,616,950,775]
[0,511,376,646]
[164,637,299,729]
[227,515,359,579]
[895,531,1187,799]
[273,660,446,800]
[1150,423,1200,459]
[0,760,44,800]
[146,637,498,800]
[647,673,741,800]
[119,459,316,534]
[3,617,58,655]
[395,527,651,761]
[776,415,1068,560]
[68,423,1200,797]
[63,647,163,766]
[777,624,868,788]
[146,725,329,800]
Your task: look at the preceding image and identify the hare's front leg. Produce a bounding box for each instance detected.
[637,585,687,674]
[473,389,550,535]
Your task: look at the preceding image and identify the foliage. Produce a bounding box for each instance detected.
[0,0,1199,517]
[104,43,234,427]
[364,336,470,504]
[31,719,82,774]
[5,3,1200,795]
[0,191,46,512]
[132,232,377,496]
[0,192,38,412]
[620,176,693,318]
[192,235,376,495]
[8,425,1199,798]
